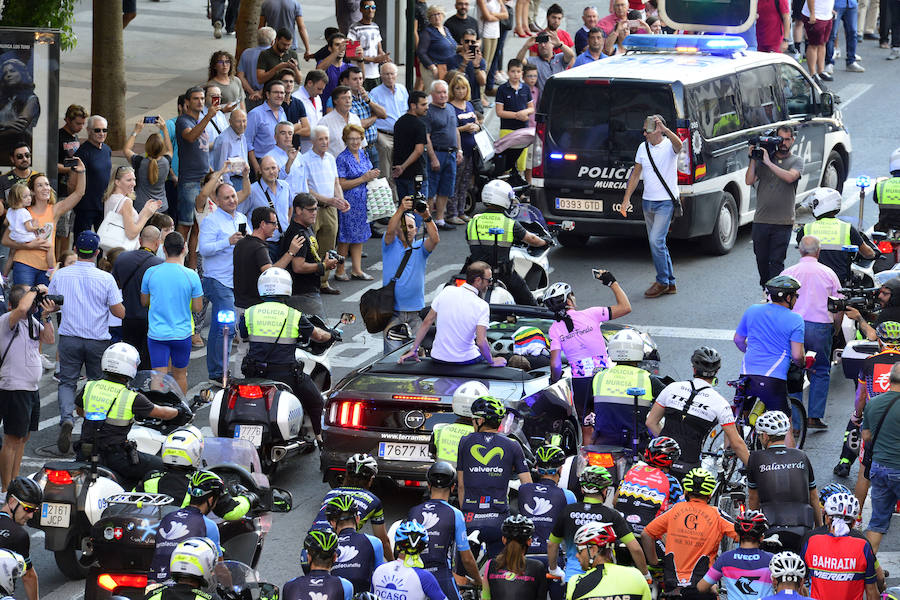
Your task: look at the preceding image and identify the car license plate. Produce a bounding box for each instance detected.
[40,502,71,528]
[234,425,263,447]
[556,198,603,212]
[378,442,430,462]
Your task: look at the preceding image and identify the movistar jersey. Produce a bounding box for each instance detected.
[702,548,774,600]
[149,506,221,582]
[802,533,877,600]
[372,559,447,600]
[457,431,529,518]
[549,498,636,582]
[518,478,577,555]
[331,526,384,594]
[565,563,651,600]
[283,568,353,600]
[407,499,469,600]
[615,463,684,534]
[314,486,386,528]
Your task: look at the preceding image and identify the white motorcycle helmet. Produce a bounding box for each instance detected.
[482,179,514,211]
[170,537,218,587]
[0,550,25,596]
[542,282,572,314]
[607,329,644,362]
[890,147,900,173]
[101,342,140,379]
[162,425,204,468]
[258,267,292,297]
[809,187,842,218]
[453,381,490,418]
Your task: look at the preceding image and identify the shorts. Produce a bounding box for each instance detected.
[791,0,804,20]
[0,389,40,437]
[572,376,593,426]
[802,15,834,45]
[743,374,791,416]
[147,336,193,369]
[427,150,457,199]
[177,180,203,227]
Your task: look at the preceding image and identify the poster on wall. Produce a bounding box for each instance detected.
[0,28,60,183]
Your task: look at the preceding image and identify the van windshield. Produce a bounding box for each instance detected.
[545,81,676,160]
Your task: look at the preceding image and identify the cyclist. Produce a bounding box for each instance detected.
[697,509,774,600]
[747,411,822,551]
[734,275,805,447]
[284,529,354,600]
[372,521,446,600]
[315,453,393,561]
[456,395,531,559]
[614,436,685,536]
[873,147,900,234]
[322,495,385,594]
[565,522,651,600]
[149,471,224,584]
[641,468,738,596]
[482,515,548,600]
[0,550,24,600]
[547,466,648,583]
[0,478,39,600]
[646,347,750,476]
[407,461,482,600]
[590,329,665,447]
[146,538,220,600]
[802,493,878,600]
[760,552,815,600]
[543,270,632,443]
[800,187,875,285]
[430,381,486,467]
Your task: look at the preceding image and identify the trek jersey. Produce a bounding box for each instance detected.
[654,379,736,466]
[313,486,386,528]
[565,563,652,600]
[283,568,353,600]
[746,445,816,528]
[643,498,738,588]
[549,497,636,581]
[331,526,385,594]
[615,463,685,535]
[457,431,529,520]
[802,533,877,600]
[372,560,447,600]
[481,556,548,600]
[857,349,900,399]
[0,512,30,569]
[149,506,221,582]
[518,478,577,555]
[701,547,774,600]
[407,499,470,600]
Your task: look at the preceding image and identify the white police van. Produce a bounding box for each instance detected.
[531,35,851,254]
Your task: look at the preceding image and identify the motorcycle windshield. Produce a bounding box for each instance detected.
[511,203,549,230]
[130,370,186,402]
[200,437,266,489]
[214,560,260,595]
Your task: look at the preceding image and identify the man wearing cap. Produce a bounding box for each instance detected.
[48,231,126,454]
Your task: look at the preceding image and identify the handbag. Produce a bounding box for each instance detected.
[474,129,496,161]
[862,394,900,479]
[359,246,413,334]
[97,195,140,252]
[644,140,683,219]
[366,177,395,222]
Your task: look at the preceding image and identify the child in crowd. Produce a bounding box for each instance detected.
[495,59,534,177]
[522,62,540,182]
[4,183,53,275]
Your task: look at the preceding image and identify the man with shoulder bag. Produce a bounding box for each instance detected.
[621,114,683,299]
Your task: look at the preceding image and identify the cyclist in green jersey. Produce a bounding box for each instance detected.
[566,521,652,600]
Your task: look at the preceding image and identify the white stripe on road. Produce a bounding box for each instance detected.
[41,580,83,600]
[627,324,736,340]
[836,83,873,109]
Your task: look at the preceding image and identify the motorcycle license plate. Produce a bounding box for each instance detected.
[378,442,429,461]
[40,502,71,528]
[234,425,263,447]
[556,198,603,212]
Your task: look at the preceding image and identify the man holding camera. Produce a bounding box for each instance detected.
[449,30,487,114]
[0,285,58,489]
[516,31,575,92]
[746,126,804,291]
[282,193,339,317]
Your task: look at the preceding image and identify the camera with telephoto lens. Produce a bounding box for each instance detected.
[750,130,782,161]
[326,249,345,265]
[827,286,880,314]
[413,174,428,213]
[32,289,63,310]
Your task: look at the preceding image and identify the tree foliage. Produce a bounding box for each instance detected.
[0,0,78,50]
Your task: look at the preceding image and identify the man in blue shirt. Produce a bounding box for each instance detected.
[176,86,218,232]
[242,154,292,260]
[318,32,350,103]
[211,109,249,191]
[265,121,308,197]
[246,79,288,174]
[423,80,463,232]
[74,115,112,233]
[572,27,613,67]
[369,62,408,198]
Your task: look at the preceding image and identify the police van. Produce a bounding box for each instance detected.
[531,35,851,254]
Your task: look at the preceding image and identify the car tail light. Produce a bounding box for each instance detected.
[676,126,693,186]
[585,452,615,468]
[97,573,147,591]
[330,400,365,428]
[532,122,546,178]
[46,470,73,485]
[403,480,428,488]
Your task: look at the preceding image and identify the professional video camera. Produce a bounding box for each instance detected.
[412,174,428,213]
[828,286,880,314]
[750,130,782,161]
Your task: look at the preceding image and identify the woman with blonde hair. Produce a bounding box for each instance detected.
[123,116,173,212]
[335,123,380,282]
[2,183,53,275]
[102,166,163,244]
[447,74,481,225]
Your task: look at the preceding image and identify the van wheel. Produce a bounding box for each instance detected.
[821,150,845,193]
[464,189,478,216]
[557,232,589,248]
[704,191,738,255]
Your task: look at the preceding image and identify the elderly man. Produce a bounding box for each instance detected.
[203,84,231,152]
[176,86,218,236]
[281,193,339,317]
[369,62,408,195]
[246,79,288,174]
[781,235,842,429]
[320,85,365,157]
[74,115,113,233]
[862,362,900,553]
[265,121,307,197]
[517,31,575,92]
[242,154,292,260]
[212,108,249,191]
[574,6,601,53]
[302,126,349,295]
[238,27,277,107]
[295,69,328,153]
[424,80,463,231]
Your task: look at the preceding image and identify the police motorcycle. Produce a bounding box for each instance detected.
[127,370,206,455]
[213,560,280,600]
[466,125,534,216]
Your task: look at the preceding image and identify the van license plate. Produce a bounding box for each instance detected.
[40,502,70,528]
[378,442,430,462]
[234,425,263,447]
[556,198,603,212]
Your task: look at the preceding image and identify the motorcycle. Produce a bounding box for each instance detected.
[466,127,533,217]
[214,560,280,600]
[127,370,202,455]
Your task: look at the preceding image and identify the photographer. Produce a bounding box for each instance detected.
[0,285,57,490]
[448,30,487,114]
[746,126,804,290]
[382,196,440,353]
[845,277,900,341]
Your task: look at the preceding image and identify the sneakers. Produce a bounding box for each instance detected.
[57,421,74,454]
[41,353,55,371]
[213,20,223,39]
[833,460,851,478]
[446,216,466,225]
[846,61,866,72]
[889,48,900,60]
[818,71,834,82]
[833,48,841,60]
[824,62,834,74]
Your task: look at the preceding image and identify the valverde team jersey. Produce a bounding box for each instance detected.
[802,533,877,600]
[407,499,471,571]
[372,560,447,600]
[858,349,900,399]
[547,307,611,378]
[735,303,805,380]
[566,563,651,600]
[615,462,684,534]
[746,446,816,528]
[457,431,529,518]
[550,498,636,581]
[331,526,385,594]
[313,486,386,528]
[518,478,577,555]
[702,547,774,600]
[283,569,354,600]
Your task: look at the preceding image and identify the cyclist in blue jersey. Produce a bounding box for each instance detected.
[284,529,354,600]
[372,521,447,600]
[759,552,815,600]
[697,509,774,600]
[407,461,482,600]
[323,495,385,593]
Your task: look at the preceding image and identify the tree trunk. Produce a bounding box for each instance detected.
[91,0,126,150]
[235,0,264,63]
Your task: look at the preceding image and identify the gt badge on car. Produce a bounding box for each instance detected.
[404,410,426,429]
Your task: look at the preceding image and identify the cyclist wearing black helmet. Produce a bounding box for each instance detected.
[457,396,531,560]
[697,509,774,600]
[0,477,40,600]
[322,495,385,593]
[734,275,805,446]
[284,529,354,600]
[647,347,750,475]
[614,436,685,536]
[482,515,548,600]
[407,461,482,600]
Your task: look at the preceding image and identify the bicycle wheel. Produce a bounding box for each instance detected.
[790,397,808,449]
[717,491,744,553]
[702,425,725,455]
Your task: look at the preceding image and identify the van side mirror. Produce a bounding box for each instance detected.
[819,91,835,117]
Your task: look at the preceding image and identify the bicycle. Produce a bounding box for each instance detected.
[700,447,745,554]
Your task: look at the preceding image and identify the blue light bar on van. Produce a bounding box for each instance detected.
[623,34,748,56]
[549,153,578,160]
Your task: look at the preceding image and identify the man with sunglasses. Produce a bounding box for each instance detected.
[74,115,112,234]
[348,1,390,90]
[0,143,33,201]
[0,477,42,600]
[281,193,339,318]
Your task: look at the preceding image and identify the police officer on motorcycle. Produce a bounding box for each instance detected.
[430,381,486,466]
[800,187,875,285]
[147,537,221,600]
[0,478,40,600]
[464,179,549,306]
[74,342,185,485]
[874,147,900,234]
[239,267,337,448]
[0,550,25,600]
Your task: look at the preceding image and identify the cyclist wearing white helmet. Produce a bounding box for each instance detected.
[800,188,875,285]
[429,381,487,466]
[463,179,548,305]
[873,147,900,234]
[760,552,814,600]
[543,270,631,443]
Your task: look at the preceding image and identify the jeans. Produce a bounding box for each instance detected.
[791,321,833,419]
[202,276,234,379]
[11,262,49,286]
[868,461,900,533]
[57,336,109,425]
[826,4,859,65]
[210,0,240,31]
[642,199,675,285]
[751,222,792,288]
[427,150,458,199]
[177,180,203,227]
[396,177,428,200]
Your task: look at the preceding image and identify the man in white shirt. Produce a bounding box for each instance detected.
[620,114,682,299]
[347,1,389,89]
[211,109,249,190]
[264,121,307,196]
[202,85,232,158]
[295,69,328,153]
[398,261,506,366]
[369,62,407,200]
[319,86,365,157]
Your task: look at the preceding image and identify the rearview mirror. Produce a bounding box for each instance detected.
[340,312,356,325]
[819,91,835,117]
